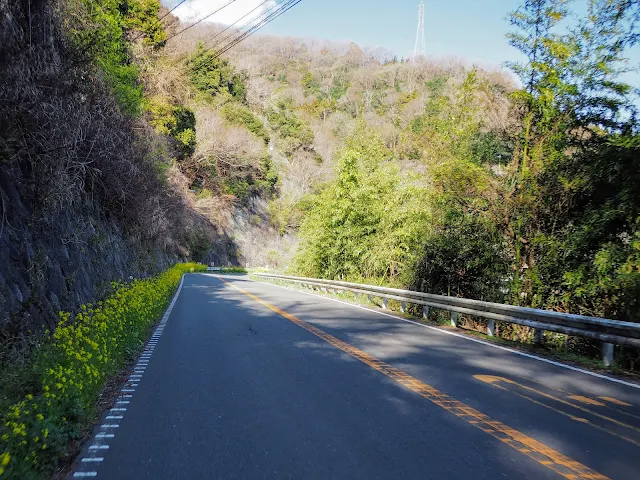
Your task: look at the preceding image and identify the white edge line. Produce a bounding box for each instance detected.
[71,275,186,476]
[252,278,640,390]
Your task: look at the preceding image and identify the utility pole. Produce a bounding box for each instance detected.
[412,1,425,64]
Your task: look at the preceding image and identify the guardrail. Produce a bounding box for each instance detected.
[254,273,640,366]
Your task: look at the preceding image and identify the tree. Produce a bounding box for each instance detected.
[294,124,431,283]
[505,0,640,320]
[187,43,247,100]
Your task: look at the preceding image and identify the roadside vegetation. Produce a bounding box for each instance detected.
[2,2,640,476]
[0,263,205,478]
[290,0,640,368]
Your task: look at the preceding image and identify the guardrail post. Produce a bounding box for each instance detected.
[451,312,459,328]
[400,301,406,313]
[422,306,429,319]
[382,298,388,309]
[602,342,614,367]
[487,319,495,337]
[367,294,372,303]
[534,328,544,345]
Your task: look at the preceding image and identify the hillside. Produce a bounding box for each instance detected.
[139,20,514,271]
[1,0,639,476]
[150,2,639,366]
[1,0,639,357]
[3,0,640,359]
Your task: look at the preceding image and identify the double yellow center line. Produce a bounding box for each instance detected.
[218,277,608,480]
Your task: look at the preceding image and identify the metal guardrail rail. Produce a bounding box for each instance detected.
[254,273,640,366]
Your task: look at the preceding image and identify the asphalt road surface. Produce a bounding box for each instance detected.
[72,274,640,479]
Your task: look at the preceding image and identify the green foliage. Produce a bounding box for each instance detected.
[294,125,430,282]
[257,157,279,197]
[470,132,512,165]
[223,177,251,200]
[268,195,303,236]
[302,71,320,96]
[124,0,167,46]
[64,0,167,116]
[217,266,247,274]
[329,74,349,100]
[219,156,277,202]
[187,43,247,100]
[147,97,197,156]
[267,100,315,156]
[407,70,483,163]
[0,264,205,478]
[301,97,337,120]
[504,0,640,324]
[425,76,448,95]
[412,210,507,301]
[186,231,211,261]
[222,103,269,144]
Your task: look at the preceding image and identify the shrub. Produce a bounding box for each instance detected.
[218,266,247,274]
[267,100,315,156]
[124,0,168,47]
[147,97,197,156]
[222,103,269,144]
[187,43,246,100]
[0,263,205,478]
[64,0,167,116]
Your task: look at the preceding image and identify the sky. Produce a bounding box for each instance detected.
[165,0,523,69]
[164,0,639,82]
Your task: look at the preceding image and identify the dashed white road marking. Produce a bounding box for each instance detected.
[71,274,185,478]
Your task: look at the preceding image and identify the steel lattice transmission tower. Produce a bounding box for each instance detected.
[412,1,425,63]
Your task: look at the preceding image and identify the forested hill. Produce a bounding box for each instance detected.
[154,0,640,334]
[1,0,639,362]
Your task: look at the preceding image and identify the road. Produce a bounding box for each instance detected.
[72,274,640,479]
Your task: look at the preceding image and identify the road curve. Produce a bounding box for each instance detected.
[72,274,640,479]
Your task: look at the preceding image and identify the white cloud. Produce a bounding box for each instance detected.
[173,0,275,26]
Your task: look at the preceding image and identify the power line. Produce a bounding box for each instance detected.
[203,0,273,47]
[212,0,302,59]
[165,0,240,43]
[131,0,190,42]
[159,0,189,22]
[207,0,286,52]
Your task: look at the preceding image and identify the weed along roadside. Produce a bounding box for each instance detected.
[0,263,205,479]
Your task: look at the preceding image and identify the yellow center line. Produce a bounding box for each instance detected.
[474,375,640,435]
[475,376,640,447]
[217,276,609,480]
[599,397,633,407]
